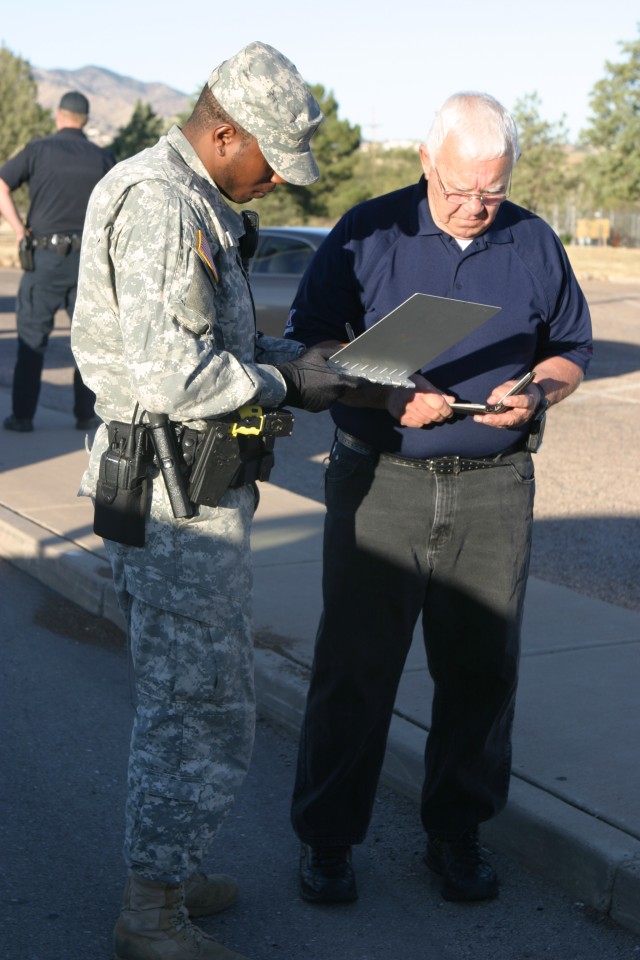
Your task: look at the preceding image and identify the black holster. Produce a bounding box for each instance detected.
[187,408,294,508]
[93,421,153,547]
[19,235,34,272]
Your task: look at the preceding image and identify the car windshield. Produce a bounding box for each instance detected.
[251,237,316,275]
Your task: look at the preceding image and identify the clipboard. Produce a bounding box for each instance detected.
[327,293,501,388]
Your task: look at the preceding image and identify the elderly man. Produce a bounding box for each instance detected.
[72,42,359,960]
[287,92,592,905]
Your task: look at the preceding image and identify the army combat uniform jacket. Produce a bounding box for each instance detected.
[72,125,301,622]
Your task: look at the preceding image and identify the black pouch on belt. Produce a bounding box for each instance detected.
[18,235,35,271]
[94,420,151,547]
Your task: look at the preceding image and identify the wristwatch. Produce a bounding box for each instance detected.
[530,381,546,410]
[526,383,549,453]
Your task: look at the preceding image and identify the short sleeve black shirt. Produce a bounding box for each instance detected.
[0,127,115,236]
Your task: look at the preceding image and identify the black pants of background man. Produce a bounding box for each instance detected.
[12,248,96,423]
[291,437,535,844]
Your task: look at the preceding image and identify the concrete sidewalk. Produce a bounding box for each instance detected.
[1,388,639,937]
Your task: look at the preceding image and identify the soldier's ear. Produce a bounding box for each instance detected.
[212,123,239,156]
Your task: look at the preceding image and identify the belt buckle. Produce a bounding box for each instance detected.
[430,456,460,475]
[50,233,71,254]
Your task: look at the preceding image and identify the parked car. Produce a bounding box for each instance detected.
[248,226,330,337]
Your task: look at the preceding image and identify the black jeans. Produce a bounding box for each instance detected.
[291,437,535,844]
[12,248,95,421]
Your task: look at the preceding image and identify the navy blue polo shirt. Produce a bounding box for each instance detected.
[0,128,115,236]
[285,177,593,459]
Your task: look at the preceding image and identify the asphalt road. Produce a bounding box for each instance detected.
[0,269,638,614]
[2,558,639,960]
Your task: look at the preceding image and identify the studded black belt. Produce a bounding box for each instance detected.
[336,429,515,475]
[33,233,82,254]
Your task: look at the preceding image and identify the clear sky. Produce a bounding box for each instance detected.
[2,1,637,144]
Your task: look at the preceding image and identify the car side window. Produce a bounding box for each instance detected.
[252,236,315,275]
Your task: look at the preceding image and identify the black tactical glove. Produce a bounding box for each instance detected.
[277,344,363,413]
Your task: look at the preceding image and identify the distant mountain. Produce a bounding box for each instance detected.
[32,65,193,146]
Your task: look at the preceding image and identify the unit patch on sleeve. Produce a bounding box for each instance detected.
[195,229,220,283]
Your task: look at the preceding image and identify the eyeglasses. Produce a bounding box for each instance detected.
[434,167,510,207]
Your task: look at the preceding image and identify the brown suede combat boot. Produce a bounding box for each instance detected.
[183,871,238,918]
[113,873,250,960]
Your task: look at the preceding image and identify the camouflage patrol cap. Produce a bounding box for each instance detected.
[207,41,323,186]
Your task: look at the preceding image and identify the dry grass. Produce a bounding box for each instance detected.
[0,223,19,268]
[565,245,640,283]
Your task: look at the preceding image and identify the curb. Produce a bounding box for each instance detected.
[0,504,123,630]
[1,506,639,937]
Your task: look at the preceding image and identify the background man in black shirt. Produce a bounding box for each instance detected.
[0,91,115,432]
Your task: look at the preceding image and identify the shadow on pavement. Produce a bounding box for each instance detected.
[589,339,640,377]
[530,514,640,612]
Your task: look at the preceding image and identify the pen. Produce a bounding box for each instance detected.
[345,322,356,342]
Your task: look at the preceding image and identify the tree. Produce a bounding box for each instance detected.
[510,92,574,219]
[354,144,421,200]
[580,25,640,207]
[256,84,364,225]
[176,88,201,127]
[0,46,54,164]
[108,100,165,162]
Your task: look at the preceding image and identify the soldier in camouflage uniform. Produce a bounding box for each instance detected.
[72,42,359,960]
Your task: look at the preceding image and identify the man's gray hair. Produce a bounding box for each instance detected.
[425,92,520,166]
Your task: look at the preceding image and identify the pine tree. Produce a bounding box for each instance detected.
[108,100,165,162]
[580,26,640,207]
[510,92,574,218]
[0,46,54,164]
[256,84,364,225]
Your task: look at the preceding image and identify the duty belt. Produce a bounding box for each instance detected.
[336,429,517,475]
[33,232,83,254]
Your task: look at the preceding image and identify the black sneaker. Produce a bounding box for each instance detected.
[299,843,358,903]
[425,828,498,901]
[4,415,34,433]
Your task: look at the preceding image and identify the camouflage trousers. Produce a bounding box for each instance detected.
[104,483,257,883]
